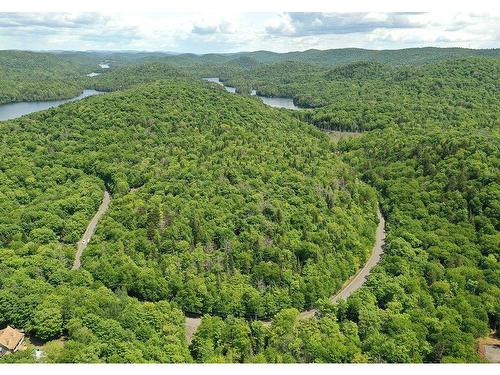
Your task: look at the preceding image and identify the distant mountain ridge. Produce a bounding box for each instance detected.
[146,47,500,67]
[2,47,499,68]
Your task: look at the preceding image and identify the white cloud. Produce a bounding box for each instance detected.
[0,12,497,52]
[265,13,296,36]
[192,17,238,35]
[363,12,500,48]
[264,12,426,37]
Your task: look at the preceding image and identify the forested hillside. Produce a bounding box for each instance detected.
[0,46,498,364]
[138,47,499,69]
[0,79,377,361]
[0,51,98,104]
[1,47,498,105]
[183,53,500,363]
[221,57,499,131]
[187,53,499,362]
[228,47,500,66]
[340,126,498,362]
[187,125,499,363]
[88,63,189,92]
[0,51,180,104]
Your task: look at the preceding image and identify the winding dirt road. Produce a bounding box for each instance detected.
[185,206,386,343]
[71,190,111,270]
[298,207,385,319]
[331,208,385,302]
[71,189,385,344]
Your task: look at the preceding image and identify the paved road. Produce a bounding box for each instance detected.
[185,206,386,342]
[72,190,111,270]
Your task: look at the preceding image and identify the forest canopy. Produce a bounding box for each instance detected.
[1,78,377,361]
[0,47,498,364]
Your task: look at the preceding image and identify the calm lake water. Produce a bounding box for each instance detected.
[203,77,236,93]
[203,77,299,110]
[0,89,102,121]
[258,96,299,110]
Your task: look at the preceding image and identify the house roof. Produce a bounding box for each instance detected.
[0,326,24,351]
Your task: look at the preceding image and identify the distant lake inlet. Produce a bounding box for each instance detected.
[0,89,103,121]
[203,77,299,110]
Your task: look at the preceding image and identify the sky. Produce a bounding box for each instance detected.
[0,12,498,53]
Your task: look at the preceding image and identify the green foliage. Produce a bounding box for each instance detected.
[31,303,63,340]
[0,266,191,363]
[223,57,500,131]
[0,51,99,104]
[191,308,364,363]
[335,125,499,362]
[89,63,189,92]
[0,76,375,362]
[68,80,375,317]
[1,48,498,364]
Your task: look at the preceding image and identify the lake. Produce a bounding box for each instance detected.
[203,77,299,110]
[203,77,236,93]
[0,89,103,121]
[257,96,299,110]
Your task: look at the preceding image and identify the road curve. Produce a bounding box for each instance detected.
[74,190,385,342]
[298,207,385,319]
[71,190,111,270]
[185,206,386,343]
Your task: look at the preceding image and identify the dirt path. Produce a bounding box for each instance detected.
[71,190,111,270]
[185,318,203,344]
[185,206,386,343]
[298,207,385,319]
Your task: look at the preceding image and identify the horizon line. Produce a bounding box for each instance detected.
[1,46,499,56]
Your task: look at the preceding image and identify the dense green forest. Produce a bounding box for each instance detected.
[187,125,499,363]
[220,57,499,131]
[106,47,500,69]
[0,51,95,104]
[0,47,498,363]
[0,79,376,361]
[226,47,499,66]
[88,63,190,92]
[0,50,179,104]
[1,47,498,104]
[183,57,500,363]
